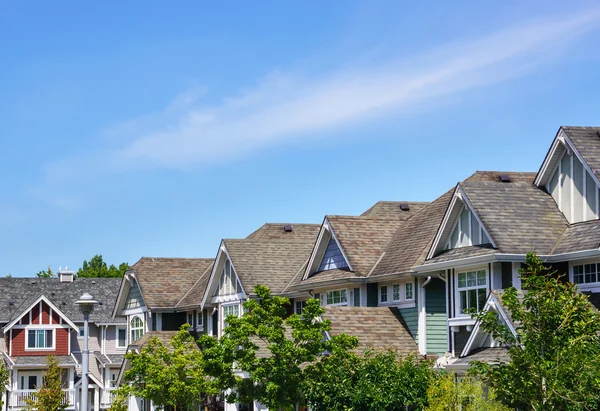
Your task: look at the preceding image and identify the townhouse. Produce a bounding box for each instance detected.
[0,271,124,411]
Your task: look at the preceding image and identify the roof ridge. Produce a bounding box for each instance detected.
[175,261,215,308]
[548,222,576,255]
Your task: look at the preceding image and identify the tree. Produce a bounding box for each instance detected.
[425,372,511,411]
[200,285,358,411]
[36,265,55,278]
[77,255,129,278]
[304,349,435,411]
[121,326,217,410]
[25,356,68,411]
[470,252,600,410]
[0,361,8,411]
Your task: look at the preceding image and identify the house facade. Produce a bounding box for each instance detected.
[0,272,124,411]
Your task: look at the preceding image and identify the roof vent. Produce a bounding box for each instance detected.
[399,203,410,211]
[499,175,511,183]
[283,224,293,232]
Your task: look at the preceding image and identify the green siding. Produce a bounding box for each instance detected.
[425,278,447,355]
[399,280,418,342]
[367,283,378,307]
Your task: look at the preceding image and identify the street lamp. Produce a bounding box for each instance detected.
[75,293,98,411]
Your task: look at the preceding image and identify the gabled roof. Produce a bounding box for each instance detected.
[223,238,315,294]
[176,261,215,309]
[551,220,600,254]
[322,306,418,355]
[0,278,122,324]
[325,215,404,276]
[360,201,429,220]
[129,258,214,309]
[246,223,321,240]
[370,189,454,278]
[421,245,497,266]
[3,295,79,331]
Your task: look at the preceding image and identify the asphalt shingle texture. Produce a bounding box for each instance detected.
[360,201,429,220]
[0,277,122,324]
[551,220,600,254]
[453,347,510,365]
[246,223,321,241]
[562,126,600,182]
[422,245,496,265]
[131,258,214,309]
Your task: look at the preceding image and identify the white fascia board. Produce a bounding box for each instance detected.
[288,277,366,292]
[413,254,498,273]
[3,295,78,332]
[427,186,461,260]
[303,217,329,280]
[457,185,497,249]
[200,241,228,309]
[111,274,131,319]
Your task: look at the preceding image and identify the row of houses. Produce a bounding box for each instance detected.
[3,126,600,411]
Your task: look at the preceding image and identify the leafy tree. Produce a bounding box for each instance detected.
[107,388,129,411]
[304,349,434,411]
[121,326,217,410]
[470,252,600,410]
[5,273,12,278]
[77,254,129,278]
[0,361,8,411]
[200,285,358,411]
[36,265,55,278]
[25,356,68,411]
[425,372,511,411]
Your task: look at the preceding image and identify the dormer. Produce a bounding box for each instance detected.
[428,185,496,259]
[535,127,600,223]
[202,241,247,307]
[304,218,352,279]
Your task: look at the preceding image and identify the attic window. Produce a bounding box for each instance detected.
[399,203,410,211]
[283,224,293,232]
[499,175,511,183]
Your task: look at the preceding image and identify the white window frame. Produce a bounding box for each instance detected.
[116,327,127,349]
[326,289,348,306]
[294,300,307,314]
[130,315,145,344]
[405,282,414,301]
[379,281,415,307]
[197,311,204,330]
[455,267,489,317]
[25,328,55,351]
[221,302,241,331]
[570,259,600,291]
[380,286,388,303]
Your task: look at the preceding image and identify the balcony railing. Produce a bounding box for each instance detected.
[100,387,117,407]
[9,389,75,408]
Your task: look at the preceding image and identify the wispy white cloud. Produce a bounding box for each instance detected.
[36,7,600,208]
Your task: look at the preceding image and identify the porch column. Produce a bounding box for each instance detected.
[94,387,100,411]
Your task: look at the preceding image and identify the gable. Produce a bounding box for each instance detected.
[214,258,244,297]
[304,219,353,280]
[318,237,349,271]
[3,295,78,332]
[125,279,145,309]
[428,186,496,259]
[202,242,248,307]
[536,127,600,223]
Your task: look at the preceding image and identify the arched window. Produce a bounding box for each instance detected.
[130,316,144,343]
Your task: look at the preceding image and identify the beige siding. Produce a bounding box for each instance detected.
[104,325,127,354]
[70,324,101,353]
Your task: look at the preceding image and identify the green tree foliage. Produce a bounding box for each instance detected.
[107,388,129,411]
[304,349,435,411]
[77,254,129,278]
[0,361,8,411]
[121,326,217,410]
[200,285,358,411]
[425,372,511,411]
[36,265,55,278]
[25,356,68,411]
[470,252,600,410]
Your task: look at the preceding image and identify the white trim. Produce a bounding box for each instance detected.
[324,288,349,306]
[24,328,56,351]
[115,326,127,349]
[303,219,353,280]
[201,242,248,309]
[454,266,489,318]
[3,295,78,332]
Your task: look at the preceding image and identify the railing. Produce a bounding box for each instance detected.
[100,387,117,407]
[9,389,75,408]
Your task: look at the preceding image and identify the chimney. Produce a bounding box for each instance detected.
[57,267,74,283]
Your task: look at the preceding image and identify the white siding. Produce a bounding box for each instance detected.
[560,153,572,220]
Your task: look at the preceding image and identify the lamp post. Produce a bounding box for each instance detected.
[75,293,98,411]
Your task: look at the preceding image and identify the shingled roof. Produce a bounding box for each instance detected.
[551,219,600,254]
[0,277,122,324]
[246,223,321,240]
[371,189,454,278]
[224,238,316,294]
[360,201,429,220]
[322,306,418,355]
[130,258,214,309]
[562,126,600,182]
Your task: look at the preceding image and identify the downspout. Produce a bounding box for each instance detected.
[422,276,432,288]
[418,276,432,355]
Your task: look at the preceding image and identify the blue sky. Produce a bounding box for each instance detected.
[2,1,600,276]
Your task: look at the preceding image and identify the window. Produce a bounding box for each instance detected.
[405,282,414,300]
[222,304,240,329]
[78,327,85,338]
[295,300,306,314]
[116,328,127,348]
[197,311,203,328]
[392,284,400,301]
[457,269,487,314]
[27,329,53,349]
[380,286,388,303]
[326,289,347,306]
[130,316,144,343]
[187,312,194,328]
[573,263,599,285]
[318,237,349,271]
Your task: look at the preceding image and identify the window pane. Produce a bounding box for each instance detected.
[37,330,45,348]
[380,286,388,302]
[118,329,127,346]
[477,270,487,286]
[340,289,347,303]
[468,289,477,311]
[392,284,400,301]
[574,265,584,284]
[405,283,413,300]
[467,272,476,287]
[478,288,487,311]
[458,273,466,288]
[460,291,467,314]
[28,330,35,348]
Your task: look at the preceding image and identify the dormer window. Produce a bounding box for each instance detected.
[318,238,349,271]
